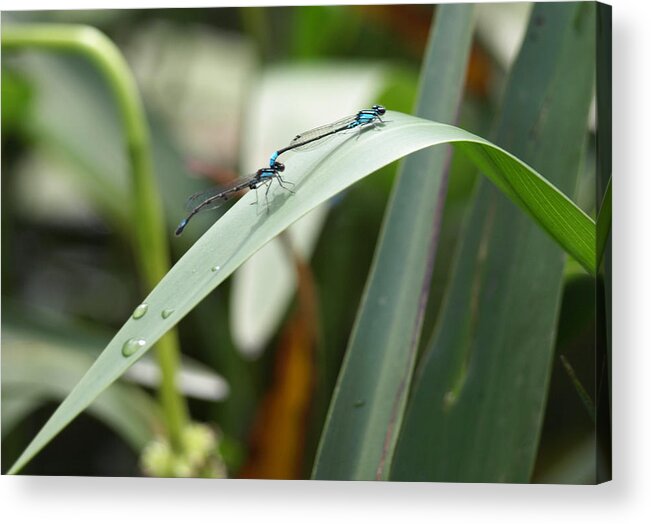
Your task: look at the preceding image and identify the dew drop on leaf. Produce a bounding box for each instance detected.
[122,337,146,357]
[132,303,148,319]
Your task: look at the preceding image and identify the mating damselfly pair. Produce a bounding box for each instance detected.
[175,104,387,236]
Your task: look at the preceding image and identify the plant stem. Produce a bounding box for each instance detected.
[596,176,611,268]
[2,24,189,451]
[560,355,596,423]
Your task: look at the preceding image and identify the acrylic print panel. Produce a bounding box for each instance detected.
[1,2,610,483]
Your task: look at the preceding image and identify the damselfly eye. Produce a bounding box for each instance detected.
[275,162,285,172]
[374,105,386,115]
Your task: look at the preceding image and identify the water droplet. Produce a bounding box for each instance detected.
[211,265,221,272]
[354,399,366,408]
[132,303,148,319]
[122,337,146,357]
[161,308,174,319]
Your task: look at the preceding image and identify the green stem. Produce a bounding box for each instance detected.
[2,24,189,451]
[596,176,611,268]
[559,355,596,423]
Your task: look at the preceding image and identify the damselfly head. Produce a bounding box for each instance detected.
[373,104,386,116]
[273,161,285,172]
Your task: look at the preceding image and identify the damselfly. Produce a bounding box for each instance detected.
[175,161,291,236]
[268,104,387,166]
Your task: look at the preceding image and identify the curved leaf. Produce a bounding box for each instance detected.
[8,110,595,474]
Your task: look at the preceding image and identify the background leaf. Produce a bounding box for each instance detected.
[391,2,596,483]
[2,321,160,450]
[312,4,475,481]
